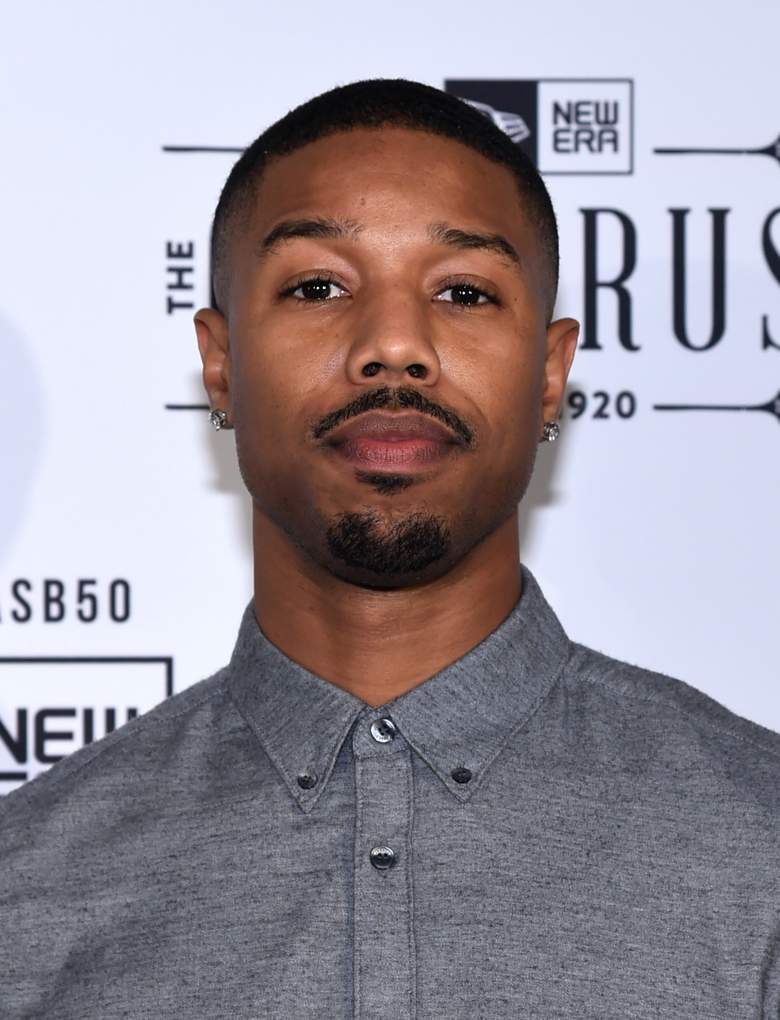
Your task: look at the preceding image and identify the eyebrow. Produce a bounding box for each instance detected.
[427,222,521,266]
[257,217,363,258]
[255,215,522,270]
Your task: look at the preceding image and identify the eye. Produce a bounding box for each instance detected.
[434,283,496,307]
[280,276,349,302]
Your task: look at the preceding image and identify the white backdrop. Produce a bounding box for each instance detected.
[1,0,778,794]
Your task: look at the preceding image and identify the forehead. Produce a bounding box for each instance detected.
[249,127,528,238]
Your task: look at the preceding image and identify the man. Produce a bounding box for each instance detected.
[1,79,778,1019]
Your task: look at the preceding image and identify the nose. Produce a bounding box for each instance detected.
[343,285,442,387]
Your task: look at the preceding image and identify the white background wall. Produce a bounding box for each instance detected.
[1,0,778,792]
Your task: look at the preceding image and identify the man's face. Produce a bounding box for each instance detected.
[196,127,578,590]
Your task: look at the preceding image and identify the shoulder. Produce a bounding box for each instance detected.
[561,640,780,806]
[0,666,233,828]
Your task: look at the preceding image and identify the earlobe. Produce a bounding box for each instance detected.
[193,307,232,417]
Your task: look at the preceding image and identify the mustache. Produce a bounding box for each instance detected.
[312,386,474,447]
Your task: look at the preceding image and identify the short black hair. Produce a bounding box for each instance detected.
[210,78,559,318]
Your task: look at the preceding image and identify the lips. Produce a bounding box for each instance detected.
[323,411,461,473]
[323,411,460,447]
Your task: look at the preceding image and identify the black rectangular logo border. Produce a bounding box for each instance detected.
[0,656,174,783]
[444,76,634,176]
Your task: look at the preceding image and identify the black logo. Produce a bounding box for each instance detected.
[0,656,173,794]
[444,78,634,175]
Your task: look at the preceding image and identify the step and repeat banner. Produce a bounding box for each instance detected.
[1,1,778,793]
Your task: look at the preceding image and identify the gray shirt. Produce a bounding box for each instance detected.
[2,564,779,1019]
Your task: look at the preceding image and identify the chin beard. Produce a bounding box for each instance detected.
[325,508,451,582]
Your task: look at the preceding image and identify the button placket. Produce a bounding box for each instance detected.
[352,716,415,1018]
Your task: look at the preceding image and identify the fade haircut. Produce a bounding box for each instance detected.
[210,78,559,318]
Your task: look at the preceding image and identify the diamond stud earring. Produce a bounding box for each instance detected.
[209,409,229,431]
[541,420,560,443]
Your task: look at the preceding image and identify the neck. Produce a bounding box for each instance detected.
[251,507,523,707]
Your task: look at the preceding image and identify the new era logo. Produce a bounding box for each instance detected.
[0,657,173,794]
[445,78,634,175]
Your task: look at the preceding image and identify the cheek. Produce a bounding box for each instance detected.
[230,316,313,426]
[232,354,283,431]
[447,321,545,451]
[229,329,295,485]
[229,321,337,498]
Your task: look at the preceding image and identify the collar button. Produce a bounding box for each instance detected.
[369,717,397,743]
[451,766,472,784]
[297,769,318,790]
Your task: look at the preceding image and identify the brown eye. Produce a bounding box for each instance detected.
[283,277,348,301]
[435,284,492,306]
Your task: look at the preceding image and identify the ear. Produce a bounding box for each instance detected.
[194,307,232,423]
[541,317,579,425]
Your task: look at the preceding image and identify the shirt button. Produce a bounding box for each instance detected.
[369,845,396,870]
[369,717,397,743]
[297,769,318,789]
[451,766,472,784]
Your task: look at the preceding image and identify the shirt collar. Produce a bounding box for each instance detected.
[226,563,571,814]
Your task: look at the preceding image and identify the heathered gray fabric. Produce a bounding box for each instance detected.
[1,563,779,1019]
